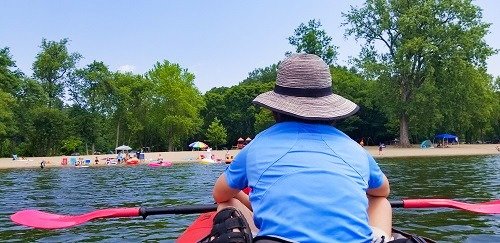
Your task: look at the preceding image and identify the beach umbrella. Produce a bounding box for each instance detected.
[189,141,208,149]
[115,145,132,151]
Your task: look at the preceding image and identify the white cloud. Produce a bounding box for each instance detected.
[117,64,136,73]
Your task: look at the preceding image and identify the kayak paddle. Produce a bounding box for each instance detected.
[11,199,499,229]
[391,199,500,214]
[11,204,218,229]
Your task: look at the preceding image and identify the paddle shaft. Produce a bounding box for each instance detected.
[139,200,484,217]
[141,201,404,217]
[390,200,404,208]
[139,204,218,218]
[140,199,498,216]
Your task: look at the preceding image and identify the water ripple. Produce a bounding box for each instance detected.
[0,156,498,242]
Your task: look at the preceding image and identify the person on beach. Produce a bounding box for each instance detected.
[379,143,385,155]
[94,156,99,165]
[203,54,392,242]
[117,152,123,164]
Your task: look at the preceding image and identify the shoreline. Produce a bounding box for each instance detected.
[1,144,498,170]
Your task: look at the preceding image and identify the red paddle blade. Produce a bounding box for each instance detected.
[11,208,140,229]
[403,199,500,214]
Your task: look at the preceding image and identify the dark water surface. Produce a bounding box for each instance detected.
[0,156,498,242]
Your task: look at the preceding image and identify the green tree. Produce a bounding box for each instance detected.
[27,107,68,156]
[0,47,22,94]
[205,118,227,149]
[254,109,274,133]
[32,38,82,108]
[60,136,83,155]
[109,72,152,149]
[288,19,338,65]
[71,61,114,153]
[331,66,392,144]
[0,91,15,145]
[491,77,500,142]
[147,60,204,151]
[344,0,496,146]
[243,64,278,84]
[0,47,23,156]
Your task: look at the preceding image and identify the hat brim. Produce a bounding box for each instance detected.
[252,91,359,120]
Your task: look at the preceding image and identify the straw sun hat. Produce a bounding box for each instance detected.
[252,53,359,120]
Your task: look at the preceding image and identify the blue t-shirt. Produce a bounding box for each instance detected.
[224,122,385,243]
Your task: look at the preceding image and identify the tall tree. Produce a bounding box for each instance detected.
[147,61,204,151]
[0,47,22,94]
[32,38,82,108]
[70,61,114,153]
[344,0,495,146]
[108,72,152,150]
[0,47,23,156]
[288,19,338,65]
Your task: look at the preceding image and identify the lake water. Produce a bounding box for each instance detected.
[0,155,498,242]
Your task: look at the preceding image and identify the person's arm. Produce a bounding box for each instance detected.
[234,190,252,210]
[213,174,253,210]
[212,173,240,203]
[366,174,390,197]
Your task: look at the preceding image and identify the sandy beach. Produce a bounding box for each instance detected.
[1,144,499,170]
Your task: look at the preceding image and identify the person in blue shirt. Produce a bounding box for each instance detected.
[204,54,392,243]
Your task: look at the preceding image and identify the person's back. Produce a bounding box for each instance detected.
[230,121,379,242]
[208,54,391,243]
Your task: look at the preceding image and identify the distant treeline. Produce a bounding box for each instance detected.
[1,1,499,157]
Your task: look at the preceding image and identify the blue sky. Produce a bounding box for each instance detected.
[1,0,499,93]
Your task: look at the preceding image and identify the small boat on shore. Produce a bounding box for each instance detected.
[126,158,139,165]
[176,211,435,242]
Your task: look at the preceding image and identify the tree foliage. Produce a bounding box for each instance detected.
[343,0,496,146]
[32,38,82,108]
[0,47,23,156]
[2,12,499,157]
[205,118,227,149]
[147,61,204,151]
[288,19,338,65]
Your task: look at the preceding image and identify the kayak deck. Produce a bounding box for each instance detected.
[176,212,436,243]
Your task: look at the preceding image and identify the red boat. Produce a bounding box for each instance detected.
[176,212,435,242]
[126,158,140,165]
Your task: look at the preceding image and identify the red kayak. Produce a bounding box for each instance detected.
[176,212,435,242]
[177,186,436,242]
[177,211,216,243]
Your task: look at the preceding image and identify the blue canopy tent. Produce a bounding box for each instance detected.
[434,134,459,146]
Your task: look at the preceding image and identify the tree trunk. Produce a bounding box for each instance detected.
[168,141,173,152]
[115,123,120,152]
[399,113,411,147]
